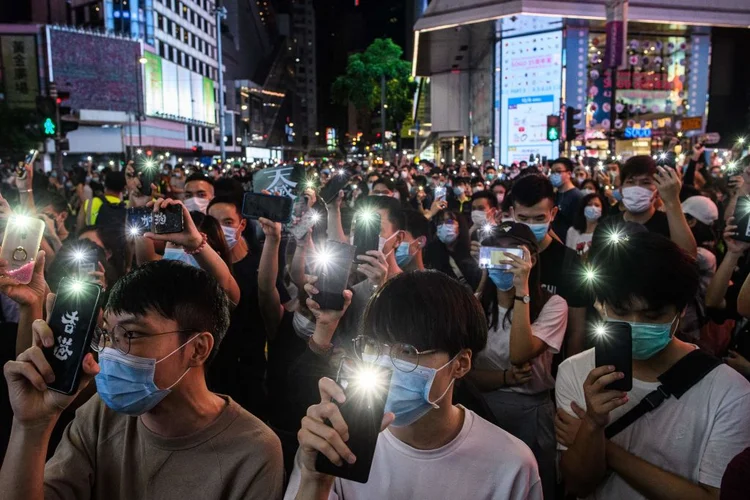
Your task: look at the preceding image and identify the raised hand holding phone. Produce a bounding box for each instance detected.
[143,199,201,250]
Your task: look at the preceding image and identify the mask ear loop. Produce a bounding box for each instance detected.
[427,353,461,408]
[155,334,202,390]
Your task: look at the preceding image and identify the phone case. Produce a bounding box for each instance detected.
[479,247,524,270]
[126,207,153,235]
[152,205,184,234]
[320,172,351,204]
[594,321,633,392]
[44,279,102,395]
[0,216,45,284]
[733,196,750,243]
[352,213,381,258]
[316,241,357,311]
[241,192,294,223]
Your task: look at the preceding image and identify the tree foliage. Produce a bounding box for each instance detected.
[331,38,416,131]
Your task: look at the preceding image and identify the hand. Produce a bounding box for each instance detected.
[356,250,388,288]
[298,377,395,476]
[502,247,532,292]
[39,213,57,238]
[304,275,353,328]
[723,218,750,255]
[129,184,157,208]
[429,199,448,218]
[143,199,202,251]
[331,190,345,210]
[554,401,586,447]
[654,166,681,206]
[692,143,705,161]
[88,261,107,291]
[582,365,629,429]
[4,314,100,427]
[0,193,13,219]
[14,161,33,191]
[725,350,750,377]
[258,217,282,243]
[728,176,744,195]
[0,250,47,308]
[304,188,317,208]
[505,363,533,386]
[470,240,481,263]
[416,189,427,203]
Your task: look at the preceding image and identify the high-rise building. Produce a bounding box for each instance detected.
[292,0,317,149]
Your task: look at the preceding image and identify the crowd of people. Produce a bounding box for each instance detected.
[0,144,749,499]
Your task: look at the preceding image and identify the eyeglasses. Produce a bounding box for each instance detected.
[353,335,438,373]
[92,325,197,355]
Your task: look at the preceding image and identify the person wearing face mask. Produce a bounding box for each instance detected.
[286,271,541,500]
[549,158,585,240]
[469,191,498,235]
[0,261,284,500]
[471,223,567,499]
[169,165,186,200]
[206,196,291,418]
[566,193,608,257]
[509,174,589,356]
[555,228,750,500]
[183,173,215,213]
[425,210,482,292]
[580,178,601,198]
[395,209,429,271]
[449,178,472,215]
[573,167,589,187]
[600,155,697,258]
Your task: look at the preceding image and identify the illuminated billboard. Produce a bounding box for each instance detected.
[496,18,563,165]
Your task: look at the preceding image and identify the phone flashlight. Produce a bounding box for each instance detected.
[594,324,608,337]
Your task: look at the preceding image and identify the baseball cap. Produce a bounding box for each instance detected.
[681,196,718,226]
[482,221,538,253]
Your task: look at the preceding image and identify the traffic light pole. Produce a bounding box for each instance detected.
[214,5,227,163]
[49,83,63,173]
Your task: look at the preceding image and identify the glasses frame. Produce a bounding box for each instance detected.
[352,335,438,373]
[92,325,197,355]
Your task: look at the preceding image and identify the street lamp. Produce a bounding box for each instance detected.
[135,54,148,155]
[213,5,228,163]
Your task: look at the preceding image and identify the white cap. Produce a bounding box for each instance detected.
[681,196,719,226]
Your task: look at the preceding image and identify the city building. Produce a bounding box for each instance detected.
[411,0,750,164]
[291,0,317,150]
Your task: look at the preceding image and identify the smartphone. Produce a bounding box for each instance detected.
[43,278,103,395]
[352,211,381,258]
[126,206,153,236]
[152,204,184,234]
[0,215,46,284]
[241,192,294,223]
[594,321,633,392]
[434,186,447,203]
[315,359,393,483]
[320,170,352,205]
[315,241,357,310]
[733,196,750,242]
[17,150,38,179]
[138,164,157,197]
[479,247,524,270]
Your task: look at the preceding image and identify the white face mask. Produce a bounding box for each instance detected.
[378,232,398,256]
[292,311,316,339]
[584,205,602,221]
[621,186,654,214]
[184,197,210,214]
[471,210,488,227]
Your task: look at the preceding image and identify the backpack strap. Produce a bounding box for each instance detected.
[605,349,721,439]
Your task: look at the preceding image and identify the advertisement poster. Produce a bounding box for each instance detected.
[499,30,562,165]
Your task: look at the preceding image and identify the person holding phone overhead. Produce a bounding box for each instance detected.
[285,271,541,500]
[469,222,568,499]
[555,226,750,500]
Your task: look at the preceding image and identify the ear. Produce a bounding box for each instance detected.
[452,349,473,379]
[238,217,247,233]
[687,218,697,228]
[593,300,606,319]
[394,230,405,248]
[188,332,215,367]
[415,235,427,249]
[59,212,69,222]
[550,205,559,221]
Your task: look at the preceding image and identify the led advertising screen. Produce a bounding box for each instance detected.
[48,28,140,113]
[499,30,562,165]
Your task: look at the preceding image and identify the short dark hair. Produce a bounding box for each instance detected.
[402,209,429,239]
[106,260,230,365]
[213,178,243,199]
[551,158,574,172]
[509,174,555,208]
[588,228,698,312]
[105,171,126,193]
[362,195,404,230]
[207,195,242,216]
[36,192,68,214]
[361,270,488,357]
[471,190,498,209]
[620,155,657,184]
[185,173,214,186]
[373,177,396,192]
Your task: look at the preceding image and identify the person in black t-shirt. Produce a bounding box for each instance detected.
[507,174,588,356]
[601,155,697,258]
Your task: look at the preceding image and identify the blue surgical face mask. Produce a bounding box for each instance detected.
[437,223,458,245]
[549,173,564,188]
[604,306,678,360]
[488,269,515,291]
[163,248,200,268]
[517,220,549,242]
[95,336,197,416]
[453,186,465,197]
[221,225,237,249]
[367,354,457,427]
[395,241,415,267]
[612,189,623,202]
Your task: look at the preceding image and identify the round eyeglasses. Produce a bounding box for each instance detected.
[91,325,196,356]
[352,335,438,373]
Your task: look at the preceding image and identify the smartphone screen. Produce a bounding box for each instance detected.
[315,241,357,311]
[594,321,633,392]
[315,359,393,483]
[320,171,351,204]
[126,207,153,236]
[152,204,184,234]
[352,212,381,258]
[138,164,156,197]
[733,196,750,242]
[44,278,102,395]
[241,192,294,223]
[0,215,46,284]
[479,247,523,269]
[434,186,447,202]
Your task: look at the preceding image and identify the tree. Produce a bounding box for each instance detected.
[0,104,42,159]
[331,38,416,136]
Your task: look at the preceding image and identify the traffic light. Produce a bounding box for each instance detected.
[192,145,204,156]
[566,106,582,141]
[546,115,561,141]
[36,96,56,137]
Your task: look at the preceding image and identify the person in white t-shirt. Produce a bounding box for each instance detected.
[565,192,607,257]
[470,221,567,499]
[555,226,750,500]
[285,270,541,500]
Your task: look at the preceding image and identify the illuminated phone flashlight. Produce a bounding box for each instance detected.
[594,323,608,337]
[309,210,321,224]
[143,159,156,170]
[582,264,598,285]
[338,168,345,175]
[355,208,378,228]
[127,225,142,238]
[480,222,495,239]
[9,214,32,228]
[352,184,358,190]
[71,248,87,263]
[607,228,626,245]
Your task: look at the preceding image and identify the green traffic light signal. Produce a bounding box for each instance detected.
[43,117,56,136]
[547,127,559,141]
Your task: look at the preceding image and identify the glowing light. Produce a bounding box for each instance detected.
[72,249,86,262]
[309,210,321,224]
[607,229,626,245]
[594,324,607,337]
[143,159,156,170]
[127,226,142,237]
[355,209,378,227]
[136,149,143,154]
[352,366,382,392]
[583,265,598,284]
[69,280,85,294]
[659,153,667,160]
[10,214,31,228]
[738,137,746,145]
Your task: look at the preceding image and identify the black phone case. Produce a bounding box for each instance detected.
[152,205,184,234]
[316,241,357,311]
[733,196,750,243]
[320,172,351,205]
[353,214,381,258]
[126,207,153,233]
[594,322,633,392]
[241,192,294,223]
[139,168,155,197]
[43,279,102,395]
[315,368,393,483]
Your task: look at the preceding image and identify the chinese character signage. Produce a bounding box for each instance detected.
[252,164,304,198]
[604,0,628,69]
[1,36,39,109]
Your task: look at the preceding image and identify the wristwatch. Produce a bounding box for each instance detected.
[515,294,531,304]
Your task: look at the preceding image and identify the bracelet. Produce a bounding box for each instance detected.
[307,335,333,356]
[185,232,207,255]
[21,188,32,193]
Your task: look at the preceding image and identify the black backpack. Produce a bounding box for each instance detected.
[93,196,126,232]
